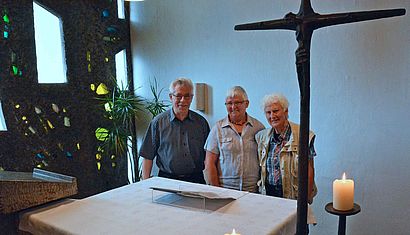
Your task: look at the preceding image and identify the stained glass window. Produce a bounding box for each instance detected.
[127,137,133,182]
[0,101,7,131]
[33,2,67,84]
[117,0,125,19]
[115,49,128,90]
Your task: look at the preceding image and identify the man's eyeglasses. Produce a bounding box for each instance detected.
[171,93,194,100]
[225,100,246,107]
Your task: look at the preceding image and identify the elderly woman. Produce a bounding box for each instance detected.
[203,86,264,192]
[256,93,317,203]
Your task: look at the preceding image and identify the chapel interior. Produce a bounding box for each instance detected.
[0,0,409,234]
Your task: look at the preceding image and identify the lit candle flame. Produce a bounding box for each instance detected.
[342,172,346,180]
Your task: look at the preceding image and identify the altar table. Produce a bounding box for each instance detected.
[19,177,297,235]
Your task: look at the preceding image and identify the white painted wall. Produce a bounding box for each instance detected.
[130,1,410,234]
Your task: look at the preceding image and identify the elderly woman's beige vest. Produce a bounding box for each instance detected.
[255,121,317,203]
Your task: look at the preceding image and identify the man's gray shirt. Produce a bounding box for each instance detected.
[140,109,210,175]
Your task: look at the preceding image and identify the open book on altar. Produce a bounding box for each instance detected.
[149,186,245,200]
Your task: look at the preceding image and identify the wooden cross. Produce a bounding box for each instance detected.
[234,1,405,234]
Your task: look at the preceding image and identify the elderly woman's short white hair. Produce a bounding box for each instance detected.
[261,93,289,110]
[169,78,194,94]
[226,86,248,100]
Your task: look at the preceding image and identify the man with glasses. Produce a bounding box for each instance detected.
[140,78,210,184]
[203,86,264,192]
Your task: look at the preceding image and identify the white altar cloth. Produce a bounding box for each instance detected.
[19,177,297,235]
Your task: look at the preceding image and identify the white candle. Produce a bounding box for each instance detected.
[333,172,354,211]
[224,229,241,235]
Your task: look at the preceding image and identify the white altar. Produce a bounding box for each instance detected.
[19,177,298,235]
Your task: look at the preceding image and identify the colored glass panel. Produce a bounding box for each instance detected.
[36,153,45,159]
[96,83,109,95]
[96,153,102,160]
[103,36,112,42]
[102,9,110,18]
[3,14,9,23]
[34,107,42,114]
[39,118,48,132]
[11,51,16,62]
[57,143,64,151]
[104,102,112,112]
[12,65,18,75]
[107,26,117,33]
[64,117,70,127]
[46,120,54,129]
[51,103,59,113]
[28,126,36,134]
[95,127,109,141]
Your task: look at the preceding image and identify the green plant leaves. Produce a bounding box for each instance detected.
[145,77,170,117]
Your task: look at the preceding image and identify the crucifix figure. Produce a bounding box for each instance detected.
[234,1,405,234]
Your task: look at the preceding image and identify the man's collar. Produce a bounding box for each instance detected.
[170,109,176,121]
[221,116,230,127]
[170,109,192,122]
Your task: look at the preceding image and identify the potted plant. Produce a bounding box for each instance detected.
[95,78,144,183]
[96,77,169,183]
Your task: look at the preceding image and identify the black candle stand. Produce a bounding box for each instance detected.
[325,202,361,235]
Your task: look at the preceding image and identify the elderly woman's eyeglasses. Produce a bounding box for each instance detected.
[225,101,246,107]
[171,93,193,100]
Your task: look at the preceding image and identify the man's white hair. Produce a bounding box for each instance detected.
[169,78,194,94]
